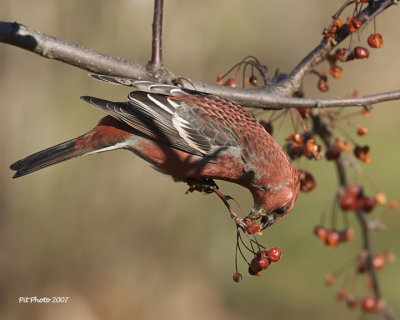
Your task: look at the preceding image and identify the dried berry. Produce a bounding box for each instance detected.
[347,17,362,33]
[232,272,242,282]
[346,295,357,310]
[325,146,341,160]
[336,48,354,62]
[298,170,316,192]
[314,225,327,241]
[368,33,384,48]
[354,145,371,163]
[354,46,370,59]
[243,219,260,234]
[329,65,344,78]
[250,256,270,272]
[318,79,329,92]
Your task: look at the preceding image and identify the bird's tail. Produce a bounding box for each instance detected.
[10,115,134,178]
[10,137,93,178]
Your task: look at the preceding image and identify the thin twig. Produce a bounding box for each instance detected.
[149,0,164,67]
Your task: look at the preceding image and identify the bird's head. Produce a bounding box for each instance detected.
[248,169,300,230]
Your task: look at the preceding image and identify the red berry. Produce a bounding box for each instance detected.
[339,228,354,242]
[268,247,282,262]
[340,194,357,211]
[318,79,329,92]
[373,253,385,271]
[354,46,370,59]
[347,17,362,33]
[250,256,270,272]
[368,33,384,48]
[243,219,260,234]
[361,296,377,313]
[346,184,364,198]
[232,272,242,282]
[358,196,376,212]
[314,226,327,241]
[286,143,304,160]
[223,77,240,88]
[326,229,340,247]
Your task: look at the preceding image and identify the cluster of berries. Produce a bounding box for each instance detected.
[314,226,354,248]
[325,250,396,313]
[339,184,378,213]
[233,246,282,282]
[285,131,322,160]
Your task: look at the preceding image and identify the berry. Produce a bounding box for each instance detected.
[346,184,364,198]
[223,77,240,88]
[268,247,282,262]
[232,272,242,282]
[335,139,351,152]
[336,48,354,62]
[346,295,357,310]
[314,226,327,241]
[298,170,316,193]
[385,251,396,263]
[326,229,340,247]
[318,79,329,92]
[368,33,384,48]
[243,219,260,234]
[339,228,354,242]
[250,256,270,272]
[347,17,362,33]
[357,126,369,136]
[358,196,376,212]
[248,266,261,276]
[354,145,372,163]
[361,296,377,313]
[325,273,335,286]
[354,46,370,59]
[336,288,346,301]
[325,146,341,160]
[340,194,357,211]
[249,75,258,86]
[286,143,304,160]
[374,192,387,205]
[329,65,344,78]
[373,253,385,271]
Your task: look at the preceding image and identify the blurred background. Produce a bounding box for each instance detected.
[1,1,400,319]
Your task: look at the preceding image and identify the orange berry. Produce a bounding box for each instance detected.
[368,33,384,48]
[357,126,369,136]
[347,17,362,33]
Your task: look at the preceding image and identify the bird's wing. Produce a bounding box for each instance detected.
[82,76,249,157]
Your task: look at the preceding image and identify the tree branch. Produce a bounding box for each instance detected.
[1,19,400,110]
[275,0,397,96]
[312,112,398,320]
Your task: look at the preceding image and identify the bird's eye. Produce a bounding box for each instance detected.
[273,203,291,216]
[274,207,286,215]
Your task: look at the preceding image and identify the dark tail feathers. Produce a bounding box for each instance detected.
[10,138,90,178]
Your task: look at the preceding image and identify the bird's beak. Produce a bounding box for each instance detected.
[260,214,275,230]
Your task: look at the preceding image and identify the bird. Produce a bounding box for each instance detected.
[10,75,300,229]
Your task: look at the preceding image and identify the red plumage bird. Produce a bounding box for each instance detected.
[10,75,300,229]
